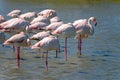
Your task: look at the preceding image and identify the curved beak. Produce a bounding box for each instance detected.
[93,19,97,26]
[95,22,97,26]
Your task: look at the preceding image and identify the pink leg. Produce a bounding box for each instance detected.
[64,37,67,61]
[46,51,48,71]
[16,46,20,68]
[78,35,82,56]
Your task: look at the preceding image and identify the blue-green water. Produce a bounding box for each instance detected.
[0,0,120,80]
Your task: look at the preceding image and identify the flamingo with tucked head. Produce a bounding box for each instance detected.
[38,9,57,19]
[7,9,22,18]
[52,23,76,61]
[3,32,30,68]
[31,35,60,71]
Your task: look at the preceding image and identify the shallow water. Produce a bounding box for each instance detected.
[0,0,120,80]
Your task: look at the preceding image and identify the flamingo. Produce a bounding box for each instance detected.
[3,32,30,68]
[31,35,60,71]
[29,22,48,33]
[46,21,63,32]
[19,12,37,22]
[0,15,6,23]
[52,23,76,61]
[30,16,50,25]
[73,17,97,57]
[0,18,30,52]
[29,31,51,41]
[7,9,22,18]
[50,16,62,23]
[38,9,57,19]
[46,16,64,31]
[1,18,30,34]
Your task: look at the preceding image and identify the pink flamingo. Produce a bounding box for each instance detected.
[38,9,57,19]
[29,31,51,41]
[29,22,48,33]
[50,16,62,23]
[0,15,6,23]
[19,12,37,22]
[73,17,97,57]
[52,23,76,61]
[31,35,60,71]
[0,18,30,53]
[46,21,63,31]
[3,32,30,68]
[7,9,22,18]
[30,16,50,25]
[1,18,29,34]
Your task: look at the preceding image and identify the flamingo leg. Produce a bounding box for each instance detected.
[55,50,58,58]
[64,37,67,61]
[16,46,20,68]
[78,35,82,57]
[13,45,15,53]
[45,51,48,71]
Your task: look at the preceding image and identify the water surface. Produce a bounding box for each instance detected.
[0,0,120,80]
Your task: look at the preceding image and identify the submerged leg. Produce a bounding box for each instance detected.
[16,46,20,68]
[64,37,67,61]
[78,35,82,57]
[13,45,15,53]
[55,50,58,58]
[45,51,48,71]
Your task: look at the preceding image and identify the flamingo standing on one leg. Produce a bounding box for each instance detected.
[3,32,30,68]
[52,23,76,61]
[0,18,30,53]
[73,17,97,57]
[31,35,60,71]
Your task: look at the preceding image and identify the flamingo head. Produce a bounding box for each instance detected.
[89,17,97,26]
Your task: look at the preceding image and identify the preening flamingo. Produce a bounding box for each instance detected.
[73,17,97,57]
[52,23,76,61]
[31,35,60,71]
[3,32,30,68]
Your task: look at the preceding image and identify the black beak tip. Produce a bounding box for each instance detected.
[95,23,97,26]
